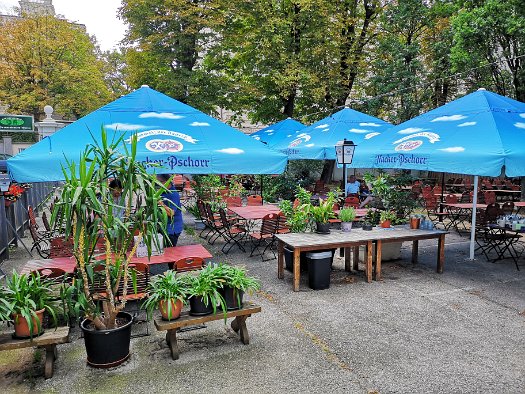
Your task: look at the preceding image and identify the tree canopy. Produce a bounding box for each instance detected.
[0,15,111,120]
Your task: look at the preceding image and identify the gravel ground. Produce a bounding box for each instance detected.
[0,211,524,394]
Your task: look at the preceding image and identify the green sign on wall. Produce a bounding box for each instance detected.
[0,114,34,132]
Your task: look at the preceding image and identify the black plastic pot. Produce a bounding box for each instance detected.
[316,222,331,234]
[80,311,133,368]
[189,296,214,316]
[307,251,332,290]
[284,247,308,272]
[220,287,244,310]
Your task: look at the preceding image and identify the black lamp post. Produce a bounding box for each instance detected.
[335,139,357,196]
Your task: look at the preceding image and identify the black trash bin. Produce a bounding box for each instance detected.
[307,251,332,290]
[284,247,308,272]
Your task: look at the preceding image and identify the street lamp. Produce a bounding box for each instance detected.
[335,139,357,196]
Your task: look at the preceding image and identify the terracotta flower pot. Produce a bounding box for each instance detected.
[13,308,45,338]
[380,220,391,228]
[410,217,420,229]
[159,299,183,320]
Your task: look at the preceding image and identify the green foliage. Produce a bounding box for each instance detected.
[221,265,260,295]
[380,210,397,223]
[0,15,111,119]
[51,128,169,330]
[142,271,190,320]
[363,172,416,222]
[1,271,58,337]
[451,0,525,101]
[365,209,381,226]
[308,192,337,224]
[262,160,323,202]
[187,263,227,316]
[279,186,312,233]
[339,207,356,223]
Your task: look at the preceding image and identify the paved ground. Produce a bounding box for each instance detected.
[0,212,524,394]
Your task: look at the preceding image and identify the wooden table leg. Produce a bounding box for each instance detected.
[374,240,382,281]
[366,241,373,283]
[277,240,284,279]
[353,246,359,271]
[344,247,351,272]
[437,234,445,273]
[44,345,56,379]
[293,248,300,292]
[232,316,250,344]
[166,329,179,360]
[412,240,419,264]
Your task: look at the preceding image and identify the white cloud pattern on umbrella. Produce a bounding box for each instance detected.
[458,122,477,127]
[348,128,371,133]
[139,112,185,120]
[515,122,525,129]
[359,122,381,127]
[315,124,329,129]
[105,123,149,131]
[190,122,210,127]
[364,132,380,139]
[431,115,467,122]
[216,148,244,154]
[438,147,465,153]
[398,127,428,135]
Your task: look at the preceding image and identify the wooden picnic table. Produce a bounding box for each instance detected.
[228,205,280,220]
[0,326,69,378]
[275,227,447,291]
[154,303,261,360]
[21,244,213,274]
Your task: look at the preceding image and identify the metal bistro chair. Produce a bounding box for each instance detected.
[248,213,279,261]
[217,208,247,254]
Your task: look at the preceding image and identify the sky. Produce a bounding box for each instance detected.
[0,0,127,51]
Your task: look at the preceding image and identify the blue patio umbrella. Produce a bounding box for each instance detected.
[272,107,392,160]
[351,89,525,176]
[7,86,288,182]
[351,88,525,260]
[250,118,306,147]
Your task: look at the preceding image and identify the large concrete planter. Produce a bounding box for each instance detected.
[359,242,402,262]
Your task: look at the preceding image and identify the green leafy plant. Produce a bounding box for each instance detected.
[363,172,416,224]
[185,203,201,218]
[222,265,260,294]
[52,128,169,330]
[365,209,381,226]
[187,263,227,315]
[308,191,337,224]
[142,271,190,320]
[380,210,397,223]
[279,186,313,232]
[2,271,58,337]
[339,207,356,222]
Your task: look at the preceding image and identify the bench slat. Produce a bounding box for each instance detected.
[0,326,69,350]
[154,303,261,331]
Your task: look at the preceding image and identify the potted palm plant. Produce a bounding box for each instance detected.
[339,207,356,232]
[2,271,58,338]
[52,129,169,368]
[219,264,260,310]
[142,271,190,321]
[187,264,227,316]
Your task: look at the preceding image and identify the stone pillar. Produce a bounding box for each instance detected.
[2,137,12,155]
[35,105,64,140]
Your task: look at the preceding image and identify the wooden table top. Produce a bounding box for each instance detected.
[229,205,281,220]
[442,203,488,209]
[275,227,447,249]
[21,244,213,274]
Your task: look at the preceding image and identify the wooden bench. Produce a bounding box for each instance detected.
[154,303,261,360]
[0,326,69,378]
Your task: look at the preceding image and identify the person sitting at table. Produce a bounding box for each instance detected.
[157,174,183,248]
[346,175,360,196]
[108,179,125,220]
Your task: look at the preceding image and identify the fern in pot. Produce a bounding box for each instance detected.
[142,271,190,321]
[220,264,260,310]
[2,271,58,338]
[187,264,227,316]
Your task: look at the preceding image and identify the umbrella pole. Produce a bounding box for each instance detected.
[468,176,479,260]
[343,165,348,197]
[260,175,263,203]
[439,173,445,220]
